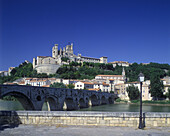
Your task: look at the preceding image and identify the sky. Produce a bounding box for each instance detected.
[0,0,170,71]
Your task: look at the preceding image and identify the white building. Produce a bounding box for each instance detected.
[161,76,170,95]
[62,79,79,85]
[0,71,8,77]
[28,78,51,87]
[8,67,15,76]
[75,81,94,90]
[95,75,124,81]
[109,61,130,68]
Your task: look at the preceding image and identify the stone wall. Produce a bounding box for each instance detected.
[34,64,61,75]
[0,111,170,127]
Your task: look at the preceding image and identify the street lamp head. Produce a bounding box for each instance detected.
[109,79,114,84]
[138,72,144,82]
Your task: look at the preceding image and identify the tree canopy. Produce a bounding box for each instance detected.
[150,73,164,100]
[50,82,67,88]
[126,85,139,101]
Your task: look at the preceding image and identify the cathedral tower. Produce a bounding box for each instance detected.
[52,44,58,58]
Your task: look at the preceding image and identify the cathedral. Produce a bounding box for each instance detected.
[33,43,108,75]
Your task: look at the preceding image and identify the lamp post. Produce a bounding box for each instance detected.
[138,72,144,129]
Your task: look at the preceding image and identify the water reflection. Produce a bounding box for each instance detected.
[0,100,24,111]
[78,104,170,112]
[0,100,170,112]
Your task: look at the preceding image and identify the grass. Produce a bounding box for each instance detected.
[142,100,170,104]
[116,98,170,105]
[115,98,128,103]
[131,100,170,105]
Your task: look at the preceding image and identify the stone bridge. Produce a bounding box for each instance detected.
[0,85,116,111]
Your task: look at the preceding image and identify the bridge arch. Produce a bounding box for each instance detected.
[79,98,87,108]
[90,94,99,106]
[101,96,107,105]
[108,96,114,104]
[1,91,35,110]
[63,97,77,111]
[42,96,58,111]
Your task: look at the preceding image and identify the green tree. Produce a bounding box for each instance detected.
[150,74,164,100]
[167,70,170,76]
[37,73,48,78]
[166,88,170,100]
[126,85,139,101]
[50,82,67,88]
[61,57,69,62]
[67,84,75,89]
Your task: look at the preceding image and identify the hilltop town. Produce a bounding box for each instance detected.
[0,43,170,102]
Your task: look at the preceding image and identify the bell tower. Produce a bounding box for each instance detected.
[52,44,58,58]
[122,67,126,81]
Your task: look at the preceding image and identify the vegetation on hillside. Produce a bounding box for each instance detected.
[0,62,51,84]
[0,61,170,86]
[50,82,75,89]
[56,61,122,79]
[50,82,67,88]
[125,62,170,82]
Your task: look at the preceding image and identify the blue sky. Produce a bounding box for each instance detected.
[1,0,170,71]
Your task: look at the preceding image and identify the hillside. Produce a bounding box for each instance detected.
[0,61,170,84]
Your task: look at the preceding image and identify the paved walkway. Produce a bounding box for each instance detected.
[0,125,170,136]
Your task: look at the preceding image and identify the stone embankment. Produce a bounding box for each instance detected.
[0,111,170,127]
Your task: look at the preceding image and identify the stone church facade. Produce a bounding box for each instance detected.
[33,43,108,75]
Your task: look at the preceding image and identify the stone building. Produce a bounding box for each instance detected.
[109,61,130,68]
[33,43,108,75]
[0,71,8,77]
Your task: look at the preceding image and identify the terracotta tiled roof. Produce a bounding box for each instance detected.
[42,85,50,87]
[102,82,109,86]
[96,75,123,77]
[18,81,25,84]
[25,78,33,80]
[4,82,16,85]
[29,78,49,82]
[93,82,100,84]
[88,88,100,91]
[82,82,94,85]
[115,83,124,86]
[30,79,37,82]
[48,78,56,80]
[109,79,115,81]
[126,81,140,84]
[161,79,166,81]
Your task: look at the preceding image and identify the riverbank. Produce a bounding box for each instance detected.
[115,100,170,106]
[1,125,170,136]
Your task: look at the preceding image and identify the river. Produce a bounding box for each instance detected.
[0,100,170,112]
